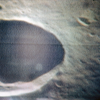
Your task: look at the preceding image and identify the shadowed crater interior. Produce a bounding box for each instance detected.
[0,20,64,83]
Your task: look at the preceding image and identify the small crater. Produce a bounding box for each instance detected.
[0,6,2,10]
[83,2,89,8]
[54,80,64,88]
[90,32,95,36]
[77,17,91,27]
[79,17,90,25]
[56,72,63,76]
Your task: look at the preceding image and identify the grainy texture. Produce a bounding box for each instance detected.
[0,0,100,100]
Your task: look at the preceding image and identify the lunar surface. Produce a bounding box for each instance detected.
[0,0,100,100]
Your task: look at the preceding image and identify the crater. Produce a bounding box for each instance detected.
[83,2,89,8]
[0,6,2,10]
[77,17,90,26]
[0,20,64,83]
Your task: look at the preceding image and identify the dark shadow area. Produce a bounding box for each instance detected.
[0,20,64,83]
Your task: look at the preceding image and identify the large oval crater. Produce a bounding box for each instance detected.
[0,20,64,83]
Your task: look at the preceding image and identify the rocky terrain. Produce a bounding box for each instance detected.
[0,0,100,100]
